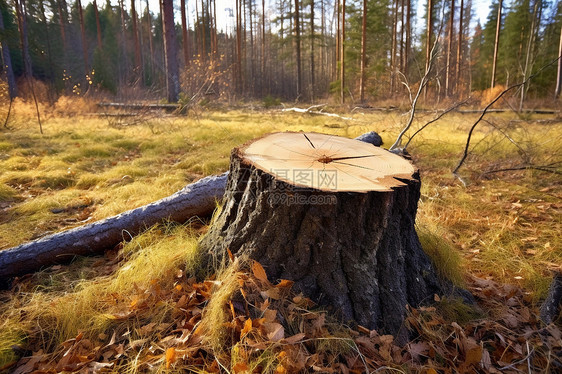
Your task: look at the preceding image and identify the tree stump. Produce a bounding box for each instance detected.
[200,132,453,335]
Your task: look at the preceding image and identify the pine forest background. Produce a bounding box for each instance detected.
[1,0,562,107]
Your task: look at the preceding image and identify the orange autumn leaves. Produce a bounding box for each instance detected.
[8,259,562,373]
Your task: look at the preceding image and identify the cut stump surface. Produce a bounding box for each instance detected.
[200,132,454,336]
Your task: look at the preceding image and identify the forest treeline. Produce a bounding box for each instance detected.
[1,0,562,105]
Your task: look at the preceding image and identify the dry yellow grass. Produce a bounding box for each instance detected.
[0,99,560,371]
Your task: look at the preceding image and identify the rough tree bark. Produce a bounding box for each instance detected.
[0,174,227,285]
[199,132,455,336]
[540,272,562,324]
[0,133,383,284]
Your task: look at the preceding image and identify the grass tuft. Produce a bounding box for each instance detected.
[199,258,245,352]
[0,184,18,201]
[417,225,465,287]
[435,296,483,324]
[1,224,202,355]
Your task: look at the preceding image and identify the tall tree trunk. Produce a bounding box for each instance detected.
[445,0,454,96]
[212,0,217,59]
[424,0,433,99]
[335,0,339,81]
[0,4,16,98]
[93,0,102,49]
[455,0,464,95]
[279,0,285,96]
[519,0,539,112]
[320,0,325,89]
[261,0,266,94]
[340,0,345,104]
[76,0,88,75]
[294,0,302,99]
[390,0,398,95]
[131,0,142,79]
[405,0,410,79]
[399,0,404,73]
[236,0,242,93]
[181,0,189,67]
[200,0,206,60]
[15,0,42,133]
[554,27,562,99]
[310,0,315,101]
[15,0,32,79]
[249,0,255,94]
[145,0,154,79]
[39,0,55,102]
[491,0,502,89]
[162,0,180,102]
[57,0,67,50]
[118,0,128,85]
[359,0,366,103]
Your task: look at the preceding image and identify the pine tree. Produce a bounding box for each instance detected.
[0,0,17,98]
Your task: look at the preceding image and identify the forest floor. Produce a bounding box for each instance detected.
[0,100,560,373]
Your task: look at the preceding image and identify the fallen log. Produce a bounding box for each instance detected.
[281,104,354,120]
[98,102,180,111]
[0,173,227,285]
[0,133,383,286]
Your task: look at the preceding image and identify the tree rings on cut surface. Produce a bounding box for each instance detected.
[240,132,416,192]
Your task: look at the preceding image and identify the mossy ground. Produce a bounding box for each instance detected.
[0,100,560,371]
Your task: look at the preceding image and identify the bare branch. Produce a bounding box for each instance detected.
[482,119,530,162]
[3,96,13,129]
[452,58,560,178]
[389,21,444,151]
[403,99,470,150]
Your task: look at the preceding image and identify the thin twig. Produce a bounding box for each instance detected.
[403,99,470,150]
[390,22,444,151]
[27,76,43,134]
[482,119,529,162]
[452,57,560,178]
[498,346,535,371]
[526,341,531,374]
[484,165,561,175]
[3,96,13,129]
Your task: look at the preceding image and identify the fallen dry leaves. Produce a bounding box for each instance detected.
[5,261,562,373]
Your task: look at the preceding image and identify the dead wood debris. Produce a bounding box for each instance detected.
[5,260,561,373]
